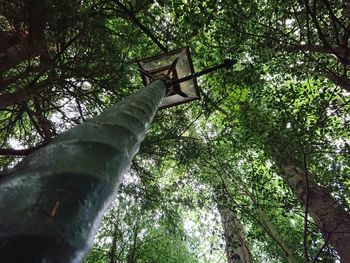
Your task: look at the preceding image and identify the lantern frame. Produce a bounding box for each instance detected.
[138,47,200,109]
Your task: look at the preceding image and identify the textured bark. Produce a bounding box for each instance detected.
[0,0,47,74]
[0,30,28,52]
[0,80,166,263]
[0,40,44,74]
[214,187,253,263]
[273,152,350,262]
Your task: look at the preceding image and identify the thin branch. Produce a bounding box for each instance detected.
[303,0,345,65]
[0,141,50,156]
[303,150,310,262]
[114,1,168,52]
[311,232,331,263]
[0,32,83,109]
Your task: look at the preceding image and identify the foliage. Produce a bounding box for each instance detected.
[1,0,350,262]
[84,173,198,263]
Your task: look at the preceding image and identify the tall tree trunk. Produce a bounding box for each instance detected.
[109,225,118,263]
[0,1,46,75]
[214,186,253,263]
[0,80,166,263]
[273,150,350,262]
[239,101,350,261]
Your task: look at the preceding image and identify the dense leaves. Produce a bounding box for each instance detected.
[1,0,349,262]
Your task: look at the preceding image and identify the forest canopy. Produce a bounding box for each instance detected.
[0,0,349,262]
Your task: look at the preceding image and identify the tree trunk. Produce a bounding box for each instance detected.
[0,80,166,263]
[214,186,253,263]
[109,224,119,263]
[0,40,44,74]
[273,151,350,262]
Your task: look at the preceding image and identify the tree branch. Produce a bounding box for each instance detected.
[0,141,49,156]
[114,1,168,52]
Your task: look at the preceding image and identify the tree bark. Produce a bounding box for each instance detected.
[284,44,350,64]
[0,40,44,74]
[273,151,350,262]
[214,186,253,263]
[326,73,350,93]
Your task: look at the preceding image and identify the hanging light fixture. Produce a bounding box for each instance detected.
[138,46,236,109]
[138,47,200,108]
